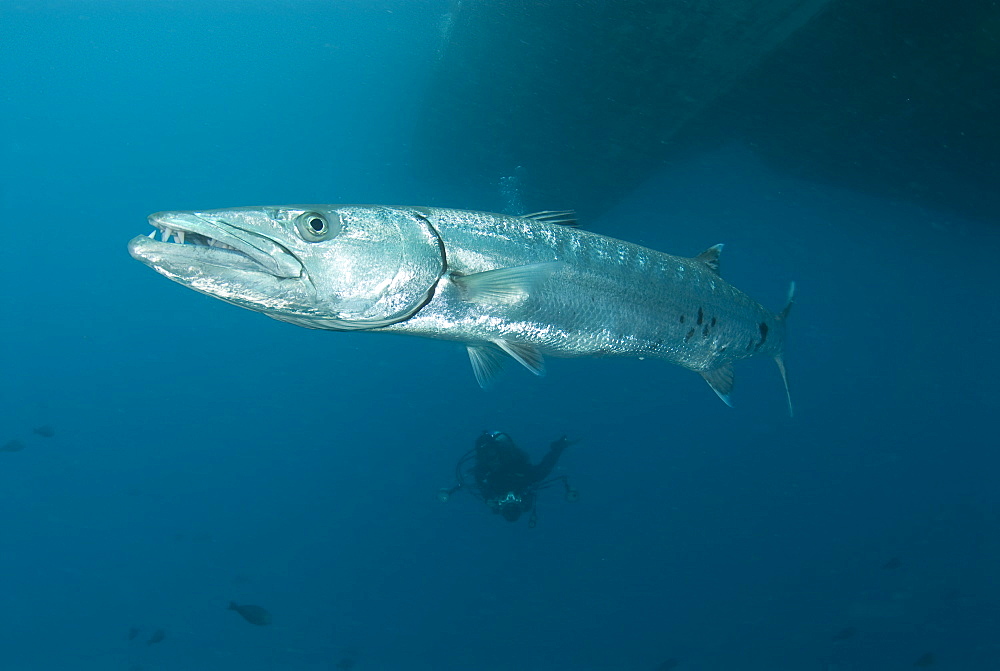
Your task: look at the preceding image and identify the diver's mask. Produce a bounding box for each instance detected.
[477,430,512,449]
[498,491,522,506]
[497,491,523,522]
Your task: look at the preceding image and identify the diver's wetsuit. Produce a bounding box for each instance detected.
[473,433,569,521]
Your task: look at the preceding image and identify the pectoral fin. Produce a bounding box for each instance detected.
[700,363,734,407]
[522,210,578,227]
[453,262,563,304]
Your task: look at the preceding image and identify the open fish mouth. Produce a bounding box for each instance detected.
[145,224,238,251]
[128,212,303,278]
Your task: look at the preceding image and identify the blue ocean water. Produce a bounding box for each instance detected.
[2,2,998,670]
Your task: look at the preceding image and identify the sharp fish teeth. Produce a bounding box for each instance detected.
[147,229,156,238]
[199,237,237,251]
[161,227,173,242]
[175,230,185,245]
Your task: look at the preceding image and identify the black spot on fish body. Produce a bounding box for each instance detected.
[679,315,685,323]
[702,325,710,337]
[684,328,695,342]
[697,308,703,325]
[710,316,716,327]
[127,627,140,641]
[754,322,769,351]
[882,557,902,570]
[914,652,936,667]
[33,425,55,438]
[146,629,165,645]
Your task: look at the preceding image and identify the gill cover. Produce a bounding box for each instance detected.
[293,206,446,330]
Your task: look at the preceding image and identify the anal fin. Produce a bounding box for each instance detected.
[700,363,734,407]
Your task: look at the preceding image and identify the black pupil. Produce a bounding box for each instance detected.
[308,217,324,233]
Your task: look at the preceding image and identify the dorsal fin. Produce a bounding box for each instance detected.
[695,244,724,275]
[522,210,578,227]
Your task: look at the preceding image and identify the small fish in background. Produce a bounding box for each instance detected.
[832,626,857,641]
[914,652,936,667]
[882,557,902,570]
[228,601,272,626]
[146,629,165,645]
[32,425,55,438]
[656,658,680,670]
[127,626,140,640]
[1,439,25,452]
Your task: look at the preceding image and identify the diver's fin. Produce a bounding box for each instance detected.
[522,210,578,226]
[694,244,723,275]
[775,355,793,417]
[700,363,734,407]
[467,344,507,388]
[453,262,563,304]
[494,339,545,377]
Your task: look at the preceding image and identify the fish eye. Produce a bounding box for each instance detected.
[294,211,340,242]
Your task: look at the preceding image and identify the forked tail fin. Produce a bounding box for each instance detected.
[778,280,795,321]
[775,281,795,417]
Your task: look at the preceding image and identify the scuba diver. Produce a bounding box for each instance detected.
[439,430,579,527]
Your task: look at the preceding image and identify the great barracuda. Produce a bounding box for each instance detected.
[128,205,794,412]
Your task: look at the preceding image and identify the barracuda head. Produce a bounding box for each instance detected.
[128,205,446,330]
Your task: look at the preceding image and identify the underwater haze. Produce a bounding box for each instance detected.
[2,2,999,670]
